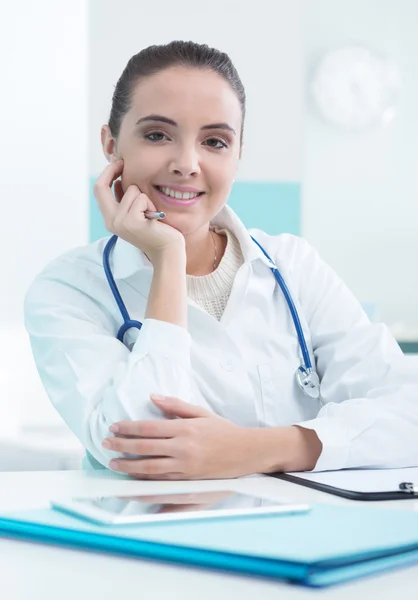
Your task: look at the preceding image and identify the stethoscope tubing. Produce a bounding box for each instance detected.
[249,236,312,371]
[103,234,313,372]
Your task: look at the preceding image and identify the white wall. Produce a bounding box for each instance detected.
[1,0,303,435]
[303,0,418,334]
[4,0,416,443]
[89,0,303,181]
[0,0,88,433]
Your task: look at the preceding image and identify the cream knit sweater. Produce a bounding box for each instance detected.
[186,228,244,321]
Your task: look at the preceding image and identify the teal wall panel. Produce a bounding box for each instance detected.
[89,179,300,242]
[227,182,300,236]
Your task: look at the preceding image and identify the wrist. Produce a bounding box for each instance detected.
[151,244,186,269]
[145,244,188,329]
[249,426,323,474]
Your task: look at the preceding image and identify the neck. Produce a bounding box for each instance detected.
[184,226,225,276]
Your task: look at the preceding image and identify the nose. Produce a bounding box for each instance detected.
[168,144,201,178]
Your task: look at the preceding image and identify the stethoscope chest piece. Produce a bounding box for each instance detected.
[296,366,321,399]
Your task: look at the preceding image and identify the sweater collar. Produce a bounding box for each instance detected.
[110,204,273,280]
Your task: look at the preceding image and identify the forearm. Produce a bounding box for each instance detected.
[145,249,188,329]
[88,321,193,467]
[249,425,323,474]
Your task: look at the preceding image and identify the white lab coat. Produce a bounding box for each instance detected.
[24,205,418,472]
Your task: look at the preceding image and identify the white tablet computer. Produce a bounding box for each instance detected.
[51,490,310,526]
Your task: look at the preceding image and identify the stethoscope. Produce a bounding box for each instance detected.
[103,235,321,399]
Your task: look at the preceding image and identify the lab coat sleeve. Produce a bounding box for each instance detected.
[289,239,418,471]
[24,267,194,468]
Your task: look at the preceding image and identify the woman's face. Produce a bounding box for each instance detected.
[104,66,242,235]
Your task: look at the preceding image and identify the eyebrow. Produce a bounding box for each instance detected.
[135,114,236,135]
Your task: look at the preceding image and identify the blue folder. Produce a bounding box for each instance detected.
[1,503,418,587]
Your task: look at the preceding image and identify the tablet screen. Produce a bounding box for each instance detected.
[52,490,310,525]
[75,490,278,516]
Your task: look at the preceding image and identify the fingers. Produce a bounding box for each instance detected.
[113,187,156,234]
[129,192,157,218]
[94,161,151,234]
[122,193,152,229]
[93,160,124,225]
[109,457,179,476]
[113,185,142,230]
[102,436,174,456]
[110,419,185,438]
[96,160,124,188]
[113,179,124,203]
[151,395,212,419]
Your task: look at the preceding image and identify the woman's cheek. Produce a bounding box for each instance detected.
[119,166,142,192]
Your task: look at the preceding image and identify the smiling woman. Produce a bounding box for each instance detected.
[24,41,418,481]
[100,50,244,266]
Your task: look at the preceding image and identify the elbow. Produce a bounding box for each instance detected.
[84,401,126,469]
[83,386,168,468]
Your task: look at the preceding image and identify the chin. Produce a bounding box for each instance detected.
[161,212,208,236]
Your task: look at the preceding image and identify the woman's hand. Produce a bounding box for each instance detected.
[102,395,262,480]
[94,160,185,264]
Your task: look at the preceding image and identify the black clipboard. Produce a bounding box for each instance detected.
[269,473,418,501]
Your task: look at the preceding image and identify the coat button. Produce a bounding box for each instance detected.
[220,357,235,371]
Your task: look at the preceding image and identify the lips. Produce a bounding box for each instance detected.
[153,186,204,208]
[154,185,204,198]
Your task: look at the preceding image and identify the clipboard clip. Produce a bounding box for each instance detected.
[399,482,418,494]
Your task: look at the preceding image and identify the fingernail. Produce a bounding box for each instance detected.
[109,460,119,470]
[151,394,166,403]
[102,439,112,449]
[110,424,119,433]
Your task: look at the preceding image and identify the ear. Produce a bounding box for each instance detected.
[101,124,119,163]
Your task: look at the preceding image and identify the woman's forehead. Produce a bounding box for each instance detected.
[128,67,241,125]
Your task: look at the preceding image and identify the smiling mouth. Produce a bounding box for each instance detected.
[153,185,205,200]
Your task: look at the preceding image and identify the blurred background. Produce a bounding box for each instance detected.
[0,0,417,470]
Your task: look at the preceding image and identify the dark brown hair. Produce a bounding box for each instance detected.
[108,40,246,144]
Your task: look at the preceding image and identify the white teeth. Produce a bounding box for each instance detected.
[160,186,200,200]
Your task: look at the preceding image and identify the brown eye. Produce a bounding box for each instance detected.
[204,137,228,149]
[145,132,169,142]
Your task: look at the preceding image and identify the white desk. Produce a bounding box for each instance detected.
[1,470,418,599]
